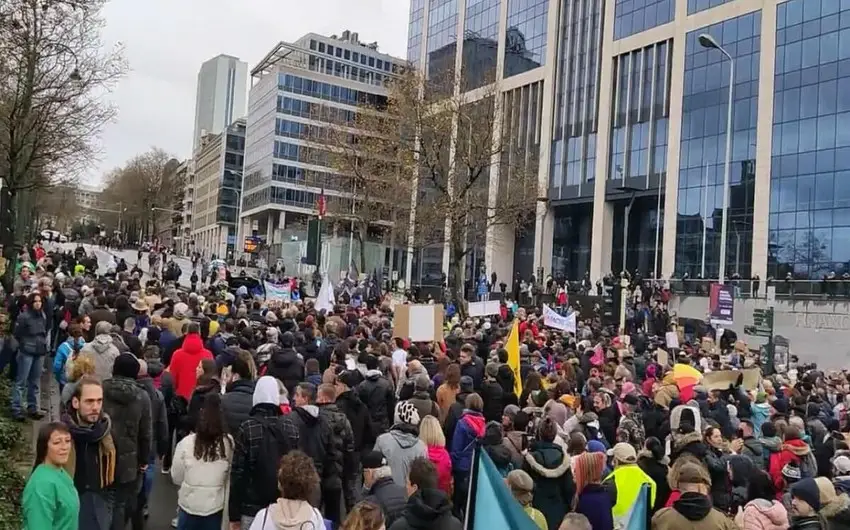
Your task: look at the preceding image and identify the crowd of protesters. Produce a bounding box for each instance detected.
[5,241,850,530]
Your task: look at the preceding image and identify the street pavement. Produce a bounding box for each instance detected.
[63,243,196,286]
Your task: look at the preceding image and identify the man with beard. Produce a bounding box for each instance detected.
[63,376,117,530]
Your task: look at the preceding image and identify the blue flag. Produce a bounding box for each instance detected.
[469,450,539,530]
[624,484,649,530]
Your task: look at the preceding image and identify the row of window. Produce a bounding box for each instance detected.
[308,39,395,73]
[276,95,358,126]
[274,140,331,167]
[274,118,356,146]
[307,55,389,87]
[614,0,673,40]
[278,73,387,108]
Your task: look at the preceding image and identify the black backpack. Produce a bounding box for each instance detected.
[255,417,292,506]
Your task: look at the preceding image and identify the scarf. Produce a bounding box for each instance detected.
[62,412,116,488]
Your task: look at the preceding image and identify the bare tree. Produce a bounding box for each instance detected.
[0,0,125,287]
[321,98,412,274]
[37,180,79,232]
[387,71,539,311]
[101,149,182,244]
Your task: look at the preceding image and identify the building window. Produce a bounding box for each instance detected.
[318,42,325,53]
[504,0,548,78]
[369,56,375,67]
[353,52,360,62]
[614,0,674,40]
[344,49,351,60]
[674,11,760,279]
[327,44,334,56]
[335,47,343,57]
[309,39,317,50]
[687,0,736,15]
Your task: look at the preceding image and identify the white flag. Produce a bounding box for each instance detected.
[315,275,335,313]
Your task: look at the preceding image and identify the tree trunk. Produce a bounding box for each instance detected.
[357,223,367,276]
[449,225,466,318]
[0,188,19,293]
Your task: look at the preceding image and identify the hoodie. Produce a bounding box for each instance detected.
[375,424,428,487]
[388,488,462,530]
[652,492,738,530]
[427,444,453,495]
[54,336,85,385]
[769,438,816,492]
[72,334,120,382]
[250,498,325,530]
[734,499,789,530]
[169,333,214,400]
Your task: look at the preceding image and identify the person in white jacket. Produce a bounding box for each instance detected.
[250,450,325,530]
[171,392,234,529]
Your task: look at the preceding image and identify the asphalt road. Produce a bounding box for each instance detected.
[63,243,197,286]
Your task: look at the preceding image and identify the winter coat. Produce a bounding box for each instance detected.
[335,389,371,454]
[317,402,357,505]
[575,482,616,530]
[480,380,505,424]
[769,438,816,493]
[102,376,152,484]
[88,307,116,336]
[734,498,789,530]
[443,391,472,446]
[742,436,767,471]
[388,489,463,530]
[171,433,234,516]
[136,376,169,458]
[752,402,771,436]
[407,391,440,422]
[638,452,671,512]
[249,499,325,530]
[358,370,397,436]
[427,444,453,495]
[449,411,485,474]
[53,337,85,386]
[374,425,428,487]
[821,493,850,530]
[187,382,221,434]
[503,430,527,470]
[289,405,335,485]
[436,384,459,422]
[265,347,304,397]
[228,404,301,519]
[365,476,408,527]
[523,440,575,530]
[652,492,738,530]
[221,379,255,435]
[14,308,49,356]
[169,333,214,400]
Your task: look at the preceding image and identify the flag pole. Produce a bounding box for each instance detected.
[463,444,480,529]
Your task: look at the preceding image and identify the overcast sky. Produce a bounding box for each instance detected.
[86,0,409,187]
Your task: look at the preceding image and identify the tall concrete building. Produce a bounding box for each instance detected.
[409,0,849,287]
[191,119,246,259]
[239,31,405,278]
[192,55,248,151]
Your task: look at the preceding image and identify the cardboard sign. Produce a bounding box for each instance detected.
[468,300,501,317]
[701,337,716,354]
[702,367,762,391]
[665,331,679,349]
[657,348,669,367]
[393,304,444,343]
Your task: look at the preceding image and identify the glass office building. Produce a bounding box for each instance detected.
[406,0,835,288]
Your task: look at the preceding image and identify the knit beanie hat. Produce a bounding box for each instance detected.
[395,401,421,427]
[112,353,140,379]
[791,478,822,511]
[572,452,605,502]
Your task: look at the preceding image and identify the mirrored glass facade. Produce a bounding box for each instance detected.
[769,0,850,279]
[408,0,426,68]
[550,0,604,194]
[687,0,737,16]
[675,12,760,279]
[427,0,459,80]
[614,0,674,41]
[463,0,501,90]
[504,0,548,77]
[608,40,672,182]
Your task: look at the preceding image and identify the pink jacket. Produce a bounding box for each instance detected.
[735,499,789,530]
[427,445,453,495]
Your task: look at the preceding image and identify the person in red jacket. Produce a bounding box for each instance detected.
[168,322,213,401]
[768,427,814,493]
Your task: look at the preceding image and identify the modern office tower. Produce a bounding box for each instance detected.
[192,55,248,152]
[409,0,843,287]
[239,31,405,279]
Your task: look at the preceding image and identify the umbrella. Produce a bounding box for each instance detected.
[673,363,703,402]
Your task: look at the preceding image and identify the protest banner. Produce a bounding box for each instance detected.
[709,283,735,325]
[542,305,576,333]
[468,300,501,317]
[264,281,291,303]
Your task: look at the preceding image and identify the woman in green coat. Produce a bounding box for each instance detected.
[23,422,80,530]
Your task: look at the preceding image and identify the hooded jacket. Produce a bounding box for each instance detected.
[734,499,789,530]
[289,405,334,484]
[221,378,256,435]
[652,492,738,530]
[54,336,85,386]
[358,369,396,436]
[365,476,408,527]
[449,411,485,473]
[169,333,214,400]
[102,376,152,484]
[136,376,169,457]
[742,436,766,471]
[317,402,357,507]
[523,440,574,530]
[769,438,815,492]
[820,492,850,530]
[375,424,428,487]
[443,390,472,447]
[388,488,462,530]
[427,444,453,495]
[73,334,120,382]
[171,433,234,516]
[335,389,372,453]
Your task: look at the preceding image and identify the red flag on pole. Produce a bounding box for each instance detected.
[317,188,327,219]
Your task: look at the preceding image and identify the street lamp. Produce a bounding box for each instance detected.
[699,32,735,284]
[615,185,641,274]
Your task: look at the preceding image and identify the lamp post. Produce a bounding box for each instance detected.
[616,185,641,274]
[699,33,735,284]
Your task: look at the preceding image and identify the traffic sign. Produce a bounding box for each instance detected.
[744,325,772,338]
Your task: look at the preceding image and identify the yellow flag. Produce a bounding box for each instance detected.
[506,319,523,398]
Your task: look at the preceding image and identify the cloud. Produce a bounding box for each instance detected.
[86,0,409,186]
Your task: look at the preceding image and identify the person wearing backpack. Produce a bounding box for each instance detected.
[228,376,300,530]
[53,322,85,396]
